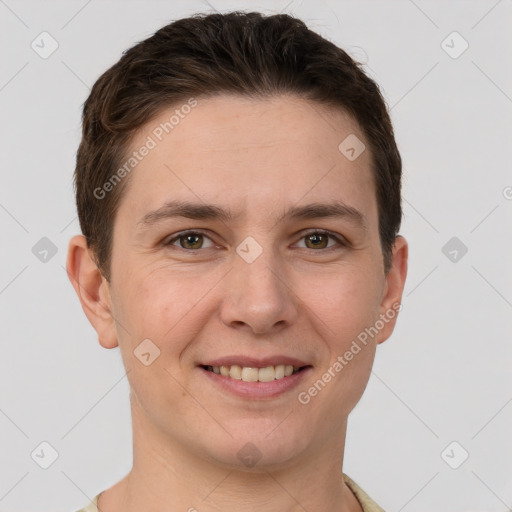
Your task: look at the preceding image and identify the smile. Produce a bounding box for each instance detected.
[202,364,303,382]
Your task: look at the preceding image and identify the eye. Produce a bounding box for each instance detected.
[164,230,215,250]
[295,230,347,250]
[163,229,348,252]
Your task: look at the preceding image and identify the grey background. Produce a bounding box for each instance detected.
[1,0,511,510]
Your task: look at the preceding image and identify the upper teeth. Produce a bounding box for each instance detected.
[206,364,300,382]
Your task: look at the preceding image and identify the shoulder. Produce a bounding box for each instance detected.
[342,473,387,512]
[72,481,383,512]
[72,493,101,512]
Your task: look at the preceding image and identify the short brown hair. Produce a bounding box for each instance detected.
[74,11,402,281]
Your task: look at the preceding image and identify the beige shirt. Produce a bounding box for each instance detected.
[73,473,385,512]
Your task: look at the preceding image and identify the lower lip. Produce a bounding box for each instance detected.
[199,366,312,399]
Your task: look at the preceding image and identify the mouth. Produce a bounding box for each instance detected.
[199,362,312,399]
[200,364,308,383]
[197,355,313,399]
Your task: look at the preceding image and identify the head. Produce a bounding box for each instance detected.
[68,11,407,470]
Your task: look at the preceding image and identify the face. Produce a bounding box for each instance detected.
[76,94,407,469]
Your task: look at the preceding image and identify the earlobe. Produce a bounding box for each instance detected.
[376,235,408,345]
[66,235,119,349]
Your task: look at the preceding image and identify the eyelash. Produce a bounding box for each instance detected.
[163,229,348,252]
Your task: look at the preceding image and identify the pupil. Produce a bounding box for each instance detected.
[308,233,327,248]
[184,234,201,248]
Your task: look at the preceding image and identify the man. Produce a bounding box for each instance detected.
[67,11,408,512]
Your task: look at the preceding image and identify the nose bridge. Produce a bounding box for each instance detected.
[219,237,298,333]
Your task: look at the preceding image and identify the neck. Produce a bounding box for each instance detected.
[98,396,363,512]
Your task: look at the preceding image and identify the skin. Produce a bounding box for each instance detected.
[67,94,408,512]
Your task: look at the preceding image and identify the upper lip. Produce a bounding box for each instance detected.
[200,355,311,368]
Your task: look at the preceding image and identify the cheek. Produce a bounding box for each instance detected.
[297,262,383,346]
[293,263,382,408]
[111,273,208,422]
[121,269,219,354]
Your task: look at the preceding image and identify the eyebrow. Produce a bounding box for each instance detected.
[136,199,368,232]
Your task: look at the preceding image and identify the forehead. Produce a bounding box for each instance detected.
[117,94,376,228]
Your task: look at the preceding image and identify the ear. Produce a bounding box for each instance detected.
[376,235,408,345]
[66,235,118,349]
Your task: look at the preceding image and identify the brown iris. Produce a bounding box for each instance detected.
[304,232,329,249]
[179,233,204,249]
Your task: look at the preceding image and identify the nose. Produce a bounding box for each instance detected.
[219,246,299,335]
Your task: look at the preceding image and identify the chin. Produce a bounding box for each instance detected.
[199,424,310,471]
